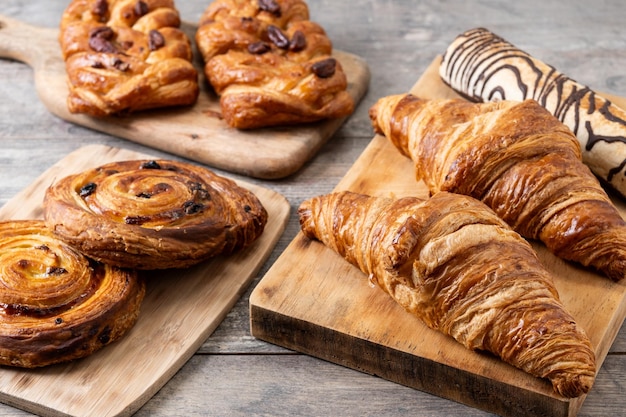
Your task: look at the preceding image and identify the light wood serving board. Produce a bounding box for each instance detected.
[250,56,626,417]
[0,144,290,417]
[0,15,370,179]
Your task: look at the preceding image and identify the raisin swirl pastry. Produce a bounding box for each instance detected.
[0,220,145,368]
[43,160,268,270]
[370,94,626,282]
[59,0,199,116]
[195,0,354,129]
[299,191,596,398]
[439,27,626,198]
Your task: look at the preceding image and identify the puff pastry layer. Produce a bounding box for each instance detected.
[59,0,199,116]
[195,0,354,129]
[299,191,596,398]
[370,94,626,282]
[43,160,268,270]
[0,220,145,368]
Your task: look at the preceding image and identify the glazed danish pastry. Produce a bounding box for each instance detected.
[195,0,354,129]
[0,220,145,368]
[59,0,199,116]
[299,191,596,398]
[43,160,268,270]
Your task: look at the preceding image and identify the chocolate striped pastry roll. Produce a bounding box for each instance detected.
[439,27,626,198]
[0,220,145,368]
[59,0,199,116]
[299,191,596,398]
[195,0,354,129]
[43,160,268,270]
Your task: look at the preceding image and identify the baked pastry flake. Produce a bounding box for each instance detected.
[298,191,596,398]
[195,0,355,129]
[59,0,199,116]
[0,220,145,368]
[43,159,268,269]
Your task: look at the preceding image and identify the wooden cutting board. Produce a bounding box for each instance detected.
[0,144,290,417]
[0,14,370,179]
[250,56,626,417]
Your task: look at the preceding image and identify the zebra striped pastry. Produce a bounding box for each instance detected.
[439,27,626,198]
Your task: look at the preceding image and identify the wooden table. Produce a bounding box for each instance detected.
[1,1,625,416]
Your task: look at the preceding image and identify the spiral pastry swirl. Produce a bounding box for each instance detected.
[43,160,268,269]
[0,220,145,368]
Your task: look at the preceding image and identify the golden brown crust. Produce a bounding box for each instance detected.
[59,0,199,116]
[43,159,268,270]
[370,94,626,282]
[195,0,354,129]
[298,191,596,398]
[0,220,145,368]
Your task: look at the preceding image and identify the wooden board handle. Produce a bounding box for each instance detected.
[0,14,57,69]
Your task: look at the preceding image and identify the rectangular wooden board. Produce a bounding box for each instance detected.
[0,144,290,417]
[0,15,370,179]
[249,56,626,417]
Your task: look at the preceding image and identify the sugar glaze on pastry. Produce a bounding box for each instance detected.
[195,0,354,129]
[43,159,268,270]
[59,0,199,116]
[299,191,596,398]
[439,27,626,197]
[0,220,145,368]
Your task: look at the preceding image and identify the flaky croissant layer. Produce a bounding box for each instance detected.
[299,191,596,398]
[370,94,626,282]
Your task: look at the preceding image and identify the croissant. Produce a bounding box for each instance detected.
[0,220,145,368]
[43,159,268,270]
[439,27,626,198]
[370,94,626,282]
[298,190,596,398]
[59,0,199,116]
[195,0,354,129]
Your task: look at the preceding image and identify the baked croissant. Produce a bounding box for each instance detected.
[59,0,199,116]
[0,220,145,368]
[298,191,596,398]
[369,94,626,282]
[195,0,354,129]
[43,159,268,270]
[439,27,626,198]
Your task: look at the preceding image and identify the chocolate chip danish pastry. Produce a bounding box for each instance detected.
[299,191,596,398]
[43,160,268,270]
[195,0,354,129]
[0,220,145,368]
[370,94,626,282]
[439,27,626,198]
[59,0,199,116]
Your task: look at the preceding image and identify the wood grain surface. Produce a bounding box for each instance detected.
[0,15,370,180]
[0,144,290,417]
[250,57,626,417]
